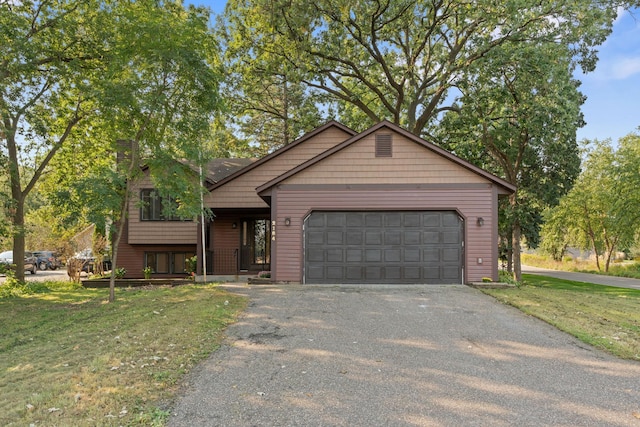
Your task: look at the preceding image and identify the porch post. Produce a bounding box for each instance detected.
[196,217,204,276]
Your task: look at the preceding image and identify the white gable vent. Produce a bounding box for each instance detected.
[375,134,392,157]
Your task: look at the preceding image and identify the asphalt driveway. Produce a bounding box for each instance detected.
[169,284,640,426]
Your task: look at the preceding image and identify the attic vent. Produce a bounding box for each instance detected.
[375,134,392,157]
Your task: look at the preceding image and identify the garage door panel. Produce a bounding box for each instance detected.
[423,248,440,261]
[423,267,442,279]
[307,265,324,279]
[443,248,461,262]
[346,213,364,227]
[443,230,461,244]
[423,231,440,244]
[327,213,346,227]
[305,211,463,284]
[384,249,402,262]
[365,213,383,227]
[385,213,402,227]
[442,212,460,226]
[308,231,325,245]
[365,231,382,245]
[404,231,421,244]
[423,213,441,227]
[327,248,343,262]
[404,267,421,279]
[365,249,382,262]
[385,231,402,245]
[346,266,363,279]
[403,213,421,227]
[365,266,382,280]
[346,231,363,245]
[404,248,421,262]
[308,248,325,262]
[386,266,402,280]
[308,215,325,228]
[327,231,343,245]
[346,249,362,262]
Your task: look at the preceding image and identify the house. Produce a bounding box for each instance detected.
[117,120,515,284]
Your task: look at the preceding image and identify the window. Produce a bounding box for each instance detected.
[140,189,184,221]
[144,252,195,274]
[375,134,392,157]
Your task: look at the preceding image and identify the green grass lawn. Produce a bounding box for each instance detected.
[483,274,640,361]
[0,281,247,426]
[522,253,640,279]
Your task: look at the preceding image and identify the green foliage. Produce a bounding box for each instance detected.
[540,135,640,271]
[0,276,82,299]
[114,267,126,279]
[220,0,621,136]
[185,256,198,275]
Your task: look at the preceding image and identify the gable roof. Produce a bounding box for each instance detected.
[204,158,256,183]
[206,120,357,190]
[256,120,516,195]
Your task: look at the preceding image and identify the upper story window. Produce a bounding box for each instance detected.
[140,189,184,221]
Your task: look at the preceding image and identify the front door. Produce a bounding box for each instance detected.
[239,218,271,272]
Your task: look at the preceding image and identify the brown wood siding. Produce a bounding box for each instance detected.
[284,132,489,185]
[211,215,240,274]
[272,187,496,283]
[115,242,196,279]
[206,127,352,208]
[127,174,198,245]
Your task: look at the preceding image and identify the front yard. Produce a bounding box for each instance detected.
[484,274,640,361]
[0,281,246,426]
[2,273,639,426]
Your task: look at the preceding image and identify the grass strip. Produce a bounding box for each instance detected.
[0,281,247,426]
[483,274,640,361]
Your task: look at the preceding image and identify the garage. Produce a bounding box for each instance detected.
[304,211,464,284]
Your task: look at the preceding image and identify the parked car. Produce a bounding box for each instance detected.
[33,251,62,271]
[0,250,38,275]
[69,249,111,274]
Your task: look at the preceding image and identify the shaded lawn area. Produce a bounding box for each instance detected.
[0,281,247,426]
[483,274,640,361]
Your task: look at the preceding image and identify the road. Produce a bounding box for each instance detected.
[522,265,640,290]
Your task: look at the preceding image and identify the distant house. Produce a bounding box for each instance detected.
[116,120,515,284]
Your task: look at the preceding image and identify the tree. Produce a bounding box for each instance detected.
[216,8,326,154]
[1,0,116,281]
[541,137,640,271]
[437,42,583,281]
[48,0,222,301]
[220,0,622,137]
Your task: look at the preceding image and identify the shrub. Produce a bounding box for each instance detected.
[114,267,126,279]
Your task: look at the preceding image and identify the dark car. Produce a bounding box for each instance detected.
[0,250,38,275]
[33,251,62,271]
[69,249,111,274]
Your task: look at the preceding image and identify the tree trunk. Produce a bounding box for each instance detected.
[512,221,522,282]
[108,139,139,302]
[509,193,522,282]
[6,124,26,282]
[11,199,26,282]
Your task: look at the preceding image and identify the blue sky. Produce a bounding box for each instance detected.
[194,1,640,144]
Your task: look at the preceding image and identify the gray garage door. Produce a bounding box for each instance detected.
[304,211,463,284]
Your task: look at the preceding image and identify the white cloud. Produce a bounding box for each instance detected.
[611,57,640,80]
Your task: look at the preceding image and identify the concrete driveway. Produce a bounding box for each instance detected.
[169,284,640,427]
